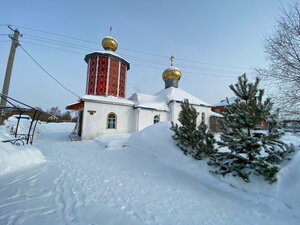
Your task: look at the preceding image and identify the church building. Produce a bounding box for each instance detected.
[67,31,216,140]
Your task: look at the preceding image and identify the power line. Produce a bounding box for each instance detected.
[19,30,252,72]
[132,64,237,78]
[9,24,98,44]
[19,44,80,98]
[10,24,252,70]
[20,40,85,55]
[19,40,240,78]
[23,33,98,49]
[20,36,244,74]
[22,36,95,51]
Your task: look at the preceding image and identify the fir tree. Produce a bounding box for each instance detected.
[193,122,217,160]
[170,99,199,155]
[170,99,217,159]
[208,73,294,183]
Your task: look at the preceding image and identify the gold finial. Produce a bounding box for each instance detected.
[170,56,174,66]
[162,55,181,81]
[102,26,118,52]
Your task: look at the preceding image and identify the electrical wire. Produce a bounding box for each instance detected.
[10,24,252,70]
[20,38,244,75]
[20,40,85,55]
[19,44,81,98]
[23,36,95,51]
[19,40,240,78]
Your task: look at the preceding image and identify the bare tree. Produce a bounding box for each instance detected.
[256,2,300,118]
[48,106,61,117]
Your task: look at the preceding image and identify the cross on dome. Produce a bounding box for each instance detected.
[102,26,118,52]
[170,55,174,66]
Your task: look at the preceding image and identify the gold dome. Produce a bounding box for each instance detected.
[102,36,118,52]
[162,56,181,81]
[162,67,182,81]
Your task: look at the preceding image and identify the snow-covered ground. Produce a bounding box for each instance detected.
[0,121,299,225]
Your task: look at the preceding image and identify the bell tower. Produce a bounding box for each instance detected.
[84,27,130,98]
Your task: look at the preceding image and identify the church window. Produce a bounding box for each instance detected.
[201,112,205,123]
[154,115,160,124]
[107,113,117,129]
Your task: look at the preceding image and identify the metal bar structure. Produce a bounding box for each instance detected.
[15,111,23,138]
[26,110,37,144]
[30,110,41,144]
[0,93,43,145]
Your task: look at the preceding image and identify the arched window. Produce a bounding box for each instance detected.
[201,112,205,123]
[154,115,160,124]
[107,113,117,129]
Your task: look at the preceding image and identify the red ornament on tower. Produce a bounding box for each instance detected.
[84,27,130,98]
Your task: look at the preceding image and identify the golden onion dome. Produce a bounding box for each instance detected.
[162,66,182,81]
[102,36,118,52]
[162,56,181,81]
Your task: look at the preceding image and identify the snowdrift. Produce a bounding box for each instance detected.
[0,116,46,176]
[128,121,300,216]
[3,115,46,139]
[0,143,46,175]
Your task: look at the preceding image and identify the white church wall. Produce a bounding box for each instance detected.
[171,101,213,129]
[81,101,135,140]
[136,108,169,131]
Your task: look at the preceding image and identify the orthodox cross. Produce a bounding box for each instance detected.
[170,55,174,66]
[110,26,112,36]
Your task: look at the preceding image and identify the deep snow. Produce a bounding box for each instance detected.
[0,121,299,225]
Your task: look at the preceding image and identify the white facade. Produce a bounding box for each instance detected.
[79,87,215,140]
[81,98,135,140]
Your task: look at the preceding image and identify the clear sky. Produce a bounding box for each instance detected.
[0,0,290,112]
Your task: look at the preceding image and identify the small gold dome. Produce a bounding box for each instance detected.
[162,66,181,81]
[102,36,118,52]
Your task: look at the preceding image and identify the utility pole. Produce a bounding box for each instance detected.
[1,27,20,106]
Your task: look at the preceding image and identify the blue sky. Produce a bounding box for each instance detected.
[0,0,288,111]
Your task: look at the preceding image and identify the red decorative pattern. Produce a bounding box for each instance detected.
[88,56,97,95]
[96,56,108,95]
[108,58,119,96]
[119,63,127,98]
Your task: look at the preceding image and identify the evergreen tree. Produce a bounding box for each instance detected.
[170,99,217,159]
[170,99,199,155]
[193,122,217,160]
[208,73,294,183]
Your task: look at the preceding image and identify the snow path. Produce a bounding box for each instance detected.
[0,123,298,225]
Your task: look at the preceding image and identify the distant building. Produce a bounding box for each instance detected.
[67,31,217,140]
[48,115,58,121]
[211,97,238,115]
[211,97,268,128]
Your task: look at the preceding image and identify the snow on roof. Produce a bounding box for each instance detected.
[81,95,134,106]
[212,96,239,107]
[103,36,117,42]
[210,111,223,118]
[84,51,130,70]
[164,66,181,72]
[128,87,211,111]
[128,93,169,111]
[156,87,211,107]
[94,50,127,62]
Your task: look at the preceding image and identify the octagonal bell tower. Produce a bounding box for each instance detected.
[84,27,130,98]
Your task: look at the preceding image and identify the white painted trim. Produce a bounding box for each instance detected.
[86,58,90,94]
[124,69,127,97]
[106,57,111,96]
[117,61,121,97]
[94,56,99,95]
